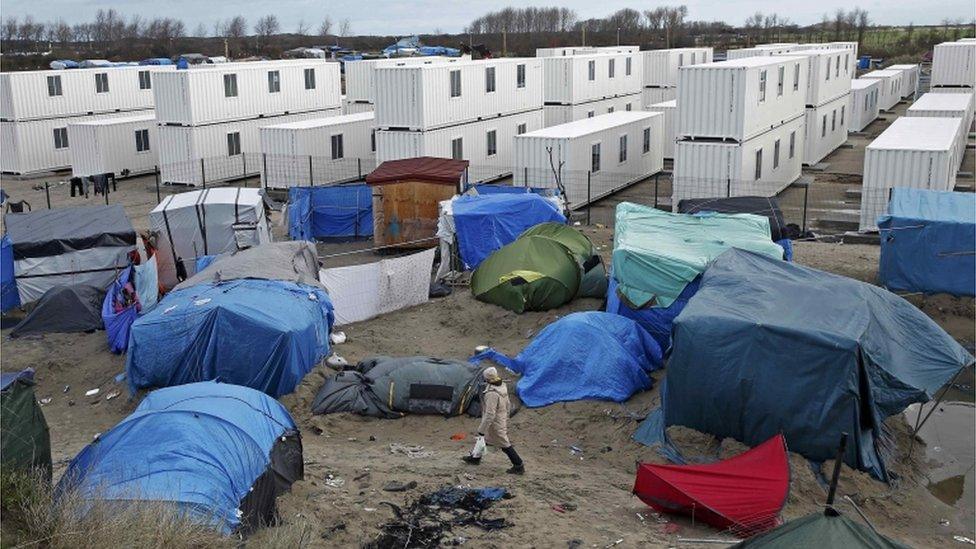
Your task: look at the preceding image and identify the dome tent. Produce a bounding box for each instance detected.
[9,284,105,338]
[56,381,303,535]
[1,369,52,478]
[732,510,909,548]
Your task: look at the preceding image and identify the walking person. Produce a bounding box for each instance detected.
[462,367,524,475]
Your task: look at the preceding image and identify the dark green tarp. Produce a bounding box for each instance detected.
[733,511,910,548]
[1,370,52,478]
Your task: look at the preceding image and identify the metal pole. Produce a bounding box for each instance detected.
[654,174,659,208]
[45,182,51,208]
[242,153,247,186]
[825,432,848,511]
[523,166,527,186]
[726,178,731,198]
[586,171,591,225]
[308,155,314,187]
[104,183,109,205]
[802,181,810,233]
[262,153,268,191]
[358,158,362,180]
[201,158,206,188]
[155,166,161,203]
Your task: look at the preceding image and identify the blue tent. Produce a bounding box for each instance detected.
[878,188,975,296]
[606,274,700,352]
[641,249,973,480]
[56,382,302,534]
[452,193,565,269]
[287,185,373,241]
[1,235,20,312]
[127,279,333,397]
[471,311,662,407]
[102,266,138,354]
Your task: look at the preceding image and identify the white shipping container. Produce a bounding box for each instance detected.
[773,50,852,107]
[536,46,599,57]
[260,112,376,188]
[158,108,340,186]
[676,56,808,142]
[153,60,341,126]
[542,93,642,127]
[68,113,159,178]
[860,117,962,231]
[374,58,542,131]
[543,52,642,105]
[931,41,976,88]
[725,44,798,60]
[641,48,714,88]
[342,100,374,115]
[802,93,849,166]
[645,100,676,159]
[343,56,464,103]
[376,109,543,183]
[859,70,901,111]
[0,65,173,122]
[1,111,139,175]
[672,114,804,206]
[886,64,919,98]
[906,92,974,169]
[641,87,676,107]
[848,79,881,132]
[512,111,664,209]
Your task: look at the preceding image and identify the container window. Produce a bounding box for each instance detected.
[609,58,615,78]
[486,130,497,156]
[516,64,526,88]
[773,139,780,169]
[754,148,762,180]
[678,53,684,66]
[304,68,316,90]
[371,130,376,152]
[587,110,595,118]
[759,70,766,102]
[825,58,830,81]
[777,66,784,96]
[840,106,845,126]
[227,132,241,156]
[95,73,109,93]
[517,123,527,135]
[450,70,461,97]
[844,54,849,74]
[793,63,800,91]
[821,115,827,137]
[831,110,836,131]
[53,127,69,149]
[331,134,344,159]
[642,128,650,154]
[619,135,627,163]
[789,131,795,158]
[591,143,601,173]
[864,94,869,110]
[485,67,496,93]
[268,70,281,93]
[138,70,152,90]
[835,55,840,77]
[608,106,614,113]
[625,57,632,76]
[47,75,62,97]
[625,102,632,111]
[135,129,150,152]
[224,74,238,97]
[451,137,463,160]
[588,60,595,81]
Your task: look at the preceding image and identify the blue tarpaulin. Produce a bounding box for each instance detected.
[470,311,662,407]
[56,381,298,534]
[288,185,373,241]
[1,235,19,312]
[126,279,334,397]
[643,249,973,480]
[472,184,561,198]
[606,274,701,352]
[102,266,138,354]
[878,188,975,296]
[453,194,565,269]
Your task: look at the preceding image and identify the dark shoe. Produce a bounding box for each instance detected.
[506,464,525,475]
[462,455,482,465]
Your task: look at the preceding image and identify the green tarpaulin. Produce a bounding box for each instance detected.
[733,511,910,548]
[613,202,786,308]
[1,370,52,478]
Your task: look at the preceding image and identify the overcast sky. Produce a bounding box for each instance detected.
[4,0,974,35]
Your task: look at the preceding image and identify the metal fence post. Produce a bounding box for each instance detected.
[726,178,731,198]
[262,153,268,191]
[309,155,314,187]
[45,182,51,209]
[155,166,161,203]
[242,154,248,186]
[104,184,109,205]
[358,158,362,180]
[586,171,591,225]
[801,182,810,233]
[523,166,528,185]
[654,174,659,209]
[200,158,206,188]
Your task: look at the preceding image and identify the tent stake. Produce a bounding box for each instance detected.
[910,366,968,457]
[825,432,848,513]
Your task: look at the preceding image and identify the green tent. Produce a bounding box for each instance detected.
[613,202,787,308]
[1,370,52,479]
[472,223,606,313]
[733,511,910,549]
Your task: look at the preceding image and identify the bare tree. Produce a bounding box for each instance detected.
[296,19,309,35]
[318,16,332,37]
[662,6,688,48]
[2,16,18,43]
[53,18,73,45]
[338,18,351,37]
[833,9,845,41]
[254,15,280,37]
[193,22,208,37]
[225,16,247,39]
[854,9,870,47]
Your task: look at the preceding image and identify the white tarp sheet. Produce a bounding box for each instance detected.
[320,248,435,326]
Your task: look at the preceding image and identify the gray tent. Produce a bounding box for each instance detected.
[311,357,498,418]
[10,285,105,338]
[175,241,322,291]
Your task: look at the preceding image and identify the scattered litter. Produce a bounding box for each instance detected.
[637,512,646,523]
[330,331,347,345]
[85,388,100,397]
[67,400,75,406]
[114,372,126,383]
[605,539,624,548]
[364,507,377,512]
[347,437,358,442]
[324,474,345,488]
[569,446,583,455]
[474,345,489,354]
[369,435,376,441]
[573,221,581,226]
[326,353,348,368]
[370,486,511,547]
[561,502,577,511]
[62,385,70,393]
[552,504,566,513]
[105,390,120,401]
[940,519,951,526]
[955,536,975,545]
[451,432,467,441]
[39,398,52,405]
[382,480,418,492]
[354,471,371,481]
[390,443,434,459]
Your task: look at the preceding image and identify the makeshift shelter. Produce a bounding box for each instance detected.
[149,188,272,289]
[5,205,136,304]
[0,369,52,477]
[878,188,975,296]
[1,235,20,312]
[677,195,792,254]
[653,249,973,480]
[126,242,334,398]
[287,184,373,241]
[470,312,662,407]
[56,382,302,535]
[608,202,786,349]
[732,511,909,548]
[9,285,105,338]
[311,356,492,418]
[451,193,565,269]
[472,223,606,313]
[366,157,468,248]
[633,434,790,537]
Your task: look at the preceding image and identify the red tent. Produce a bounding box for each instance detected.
[633,434,790,537]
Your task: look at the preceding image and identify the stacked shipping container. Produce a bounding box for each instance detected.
[906,92,974,170]
[343,56,463,112]
[540,50,642,127]
[640,48,712,109]
[68,114,159,178]
[931,40,976,90]
[645,100,676,159]
[859,70,902,111]
[848,79,881,132]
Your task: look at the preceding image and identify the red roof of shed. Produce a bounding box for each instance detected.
[366,156,469,186]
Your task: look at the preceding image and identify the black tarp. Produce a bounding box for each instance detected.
[5,205,136,260]
[677,196,788,242]
[9,285,105,338]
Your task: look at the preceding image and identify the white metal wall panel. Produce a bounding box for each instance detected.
[542,52,642,105]
[260,112,375,188]
[153,60,341,126]
[931,42,976,88]
[1,111,139,174]
[512,111,664,209]
[725,44,797,60]
[375,109,544,183]
[859,70,902,111]
[342,99,375,114]
[344,56,465,103]
[0,65,173,122]
[848,79,880,132]
[641,87,676,108]
[641,48,713,88]
[68,113,159,177]
[886,64,920,98]
[906,92,974,169]
[645,100,676,159]
[536,46,599,57]
[773,50,852,107]
[802,93,849,165]
[676,57,808,142]
[542,93,642,127]
[673,114,804,206]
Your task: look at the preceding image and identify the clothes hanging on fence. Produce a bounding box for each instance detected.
[70,177,85,198]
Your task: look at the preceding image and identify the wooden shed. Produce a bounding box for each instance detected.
[366,157,469,248]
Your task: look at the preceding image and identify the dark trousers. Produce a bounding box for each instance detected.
[70,177,85,197]
[502,446,523,467]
